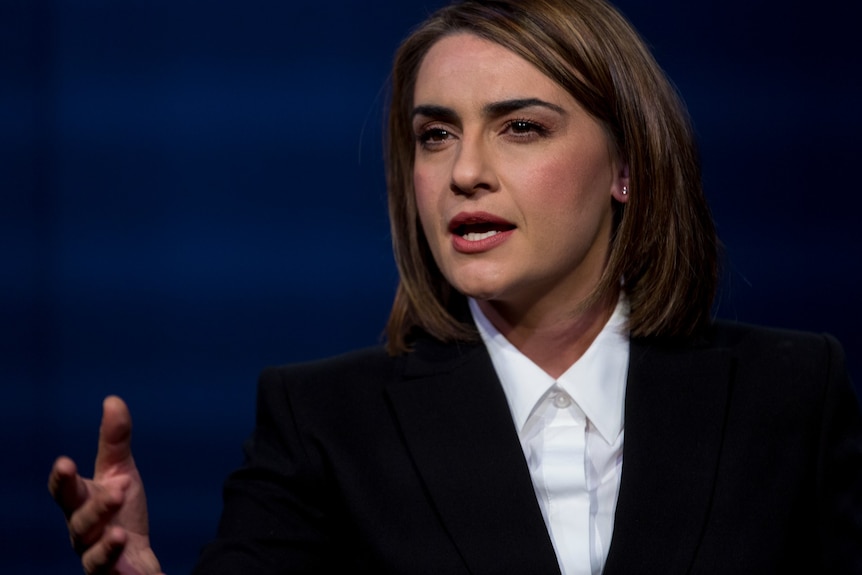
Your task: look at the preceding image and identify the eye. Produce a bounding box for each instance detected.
[416,126,454,149]
[419,128,449,143]
[504,119,549,139]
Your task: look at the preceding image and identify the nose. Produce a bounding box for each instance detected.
[449,134,498,196]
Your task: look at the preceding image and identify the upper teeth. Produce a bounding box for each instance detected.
[463,230,499,241]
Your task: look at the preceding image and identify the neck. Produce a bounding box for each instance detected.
[477,289,618,379]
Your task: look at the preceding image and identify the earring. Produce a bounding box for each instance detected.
[622,186,628,196]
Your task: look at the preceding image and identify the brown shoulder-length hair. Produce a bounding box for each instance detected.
[385,0,718,355]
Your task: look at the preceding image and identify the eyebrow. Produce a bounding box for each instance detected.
[484,98,565,117]
[411,98,565,122]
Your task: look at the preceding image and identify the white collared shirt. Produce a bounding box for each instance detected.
[470,297,630,575]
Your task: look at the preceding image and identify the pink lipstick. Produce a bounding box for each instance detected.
[448,211,516,253]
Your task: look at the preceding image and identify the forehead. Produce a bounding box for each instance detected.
[414,33,572,108]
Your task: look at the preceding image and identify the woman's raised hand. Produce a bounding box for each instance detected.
[48,396,164,575]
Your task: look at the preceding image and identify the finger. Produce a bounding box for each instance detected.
[48,456,89,518]
[68,478,128,552]
[80,526,127,575]
[95,396,134,477]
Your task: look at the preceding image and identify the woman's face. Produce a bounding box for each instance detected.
[412,33,627,318]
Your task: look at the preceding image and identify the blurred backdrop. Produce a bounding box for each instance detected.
[3,0,860,572]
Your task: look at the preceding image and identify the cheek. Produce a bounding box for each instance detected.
[516,157,584,211]
[528,148,612,207]
[513,156,614,251]
[413,168,441,241]
[413,169,430,213]
[412,175,452,282]
[413,166,430,201]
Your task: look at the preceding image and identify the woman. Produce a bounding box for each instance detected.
[50,0,862,573]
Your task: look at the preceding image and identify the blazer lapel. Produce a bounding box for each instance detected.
[603,336,734,575]
[386,336,561,575]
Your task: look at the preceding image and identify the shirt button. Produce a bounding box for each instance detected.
[553,392,572,408]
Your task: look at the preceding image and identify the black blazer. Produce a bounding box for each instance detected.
[193,321,862,574]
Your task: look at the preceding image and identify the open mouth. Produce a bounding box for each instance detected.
[449,215,516,242]
[457,222,513,241]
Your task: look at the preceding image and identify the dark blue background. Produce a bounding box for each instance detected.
[4,1,860,572]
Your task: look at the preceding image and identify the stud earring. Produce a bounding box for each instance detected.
[622,186,628,196]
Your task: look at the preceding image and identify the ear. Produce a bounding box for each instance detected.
[611,163,630,204]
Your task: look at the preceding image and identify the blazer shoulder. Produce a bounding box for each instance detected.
[257,345,401,406]
[710,318,833,342]
[266,345,394,377]
[708,319,842,354]
[706,319,847,389]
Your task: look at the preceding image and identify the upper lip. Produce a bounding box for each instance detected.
[448,211,516,235]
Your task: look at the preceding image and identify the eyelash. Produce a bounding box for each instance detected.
[416,127,451,146]
[415,118,550,149]
[504,118,549,138]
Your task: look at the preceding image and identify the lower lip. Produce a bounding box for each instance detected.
[451,229,515,254]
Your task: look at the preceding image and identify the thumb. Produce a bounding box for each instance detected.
[94,395,134,478]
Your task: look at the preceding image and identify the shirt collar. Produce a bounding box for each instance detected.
[469,296,630,444]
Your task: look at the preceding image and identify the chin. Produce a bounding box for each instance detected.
[444,262,509,300]
[448,277,502,302]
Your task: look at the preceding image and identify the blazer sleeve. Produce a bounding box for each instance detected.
[192,366,357,574]
[817,334,862,572]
